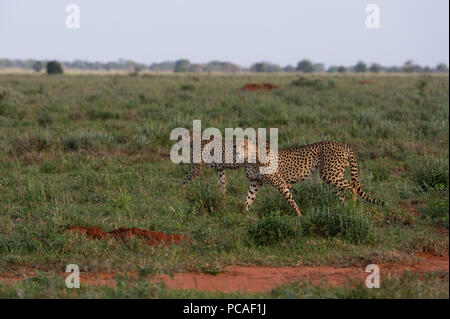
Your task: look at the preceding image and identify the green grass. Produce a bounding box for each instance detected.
[0,73,448,298]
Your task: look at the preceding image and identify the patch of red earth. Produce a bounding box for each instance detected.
[359,80,374,85]
[1,255,447,293]
[65,226,189,246]
[241,83,279,91]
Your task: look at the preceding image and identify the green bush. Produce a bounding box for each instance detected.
[9,134,52,155]
[421,197,449,227]
[247,212,299,246]
[61,131,115,151]
[301,206,375,243]
[37,108,53,126]
[46,61,63,75]
[290,76,333,90]
[411,157,449,190]
[186,181,225,215]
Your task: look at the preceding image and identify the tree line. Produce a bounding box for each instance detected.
[0,58,448,74]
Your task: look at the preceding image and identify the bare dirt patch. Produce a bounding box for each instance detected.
[1,254,447,293]
[65,226,190,246]
[241,83,279,91]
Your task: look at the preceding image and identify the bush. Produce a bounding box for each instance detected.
[37,108,53,126]
[86,108,120,121]
[411,157,449,190]
[61,131,115,151]
[247,212,299,246]
[290,76,334,90]
[186,181,225,215]
[9,134,52,155]
[46,61,63,75]
[300,207,375,243]
[421,198,449,227]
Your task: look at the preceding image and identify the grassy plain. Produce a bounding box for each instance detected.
[0,73,448,298]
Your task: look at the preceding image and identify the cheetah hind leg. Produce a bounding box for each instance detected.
[179,163,203,188]
[217,169,226,194]
[265,175,302,216]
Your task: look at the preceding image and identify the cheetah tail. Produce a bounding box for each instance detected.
[348,150,384,206]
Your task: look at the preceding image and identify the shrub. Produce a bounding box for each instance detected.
[180,84,195,91]
[61,131,114,151]
[186,182,225,215]
[247,212,299,246]
[9,134,52,155]
[86,108,120,121]
[37,108,53,126]
[46,61,63,75]
[411,157,449,190]
[290,76,333,90]
[300,206,375,243]
[421,198,449,227]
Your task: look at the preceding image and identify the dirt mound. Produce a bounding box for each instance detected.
[241,83,278,91]
[66,226,189,246]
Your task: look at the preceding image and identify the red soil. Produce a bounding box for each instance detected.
[241,83,279,91]
[1,254,447,293]
[65,226,189,246]
[359,80,373,85]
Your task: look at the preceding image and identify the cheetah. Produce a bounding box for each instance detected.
[241,140,384,216]
[177,130,247,193]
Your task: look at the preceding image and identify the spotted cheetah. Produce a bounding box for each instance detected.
[177,130,247,193]
[241,140,384,216]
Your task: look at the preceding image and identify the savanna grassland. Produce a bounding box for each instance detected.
[0,73,448,298]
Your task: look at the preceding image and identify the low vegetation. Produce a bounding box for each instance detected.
[0,73,448,298]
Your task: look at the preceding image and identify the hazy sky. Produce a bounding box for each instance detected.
[1,0,448,67]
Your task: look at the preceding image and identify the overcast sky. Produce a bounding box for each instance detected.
[0,0,448,67]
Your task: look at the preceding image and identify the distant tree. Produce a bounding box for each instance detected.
[313,63,325,73]
[205,61,240,73]
[46,61,63,74]
[296,59,314,73]
[436,63,449,73]
[354,61,367,73]
[189,64,203,73]
[250,62,281,72]
[369,63,382,73]
[402,60,414,73]
[282,65,295,72]
[337,66,346,73]
[327,66,338,73]
[150,61,175,72]
[174,59,191,72]
[222,62,240,73]
[33,61,43,72]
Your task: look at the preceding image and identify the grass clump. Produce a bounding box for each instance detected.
[421,197,449,227]
[247,212,299,246]
[186,181,225,215]
[290,76,335,90]
[300,206,375,244]
[61,131,115,151]
[411,157,449,190]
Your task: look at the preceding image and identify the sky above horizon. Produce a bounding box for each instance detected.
[0,0,448,67]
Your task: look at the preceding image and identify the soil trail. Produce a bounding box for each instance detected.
[241,83,279,91]
[1,254,447,293]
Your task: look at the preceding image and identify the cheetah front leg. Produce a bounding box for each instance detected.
[244,181,261,211]
[179,163,203,187]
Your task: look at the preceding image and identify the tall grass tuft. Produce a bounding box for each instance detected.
[300,206,375,243]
